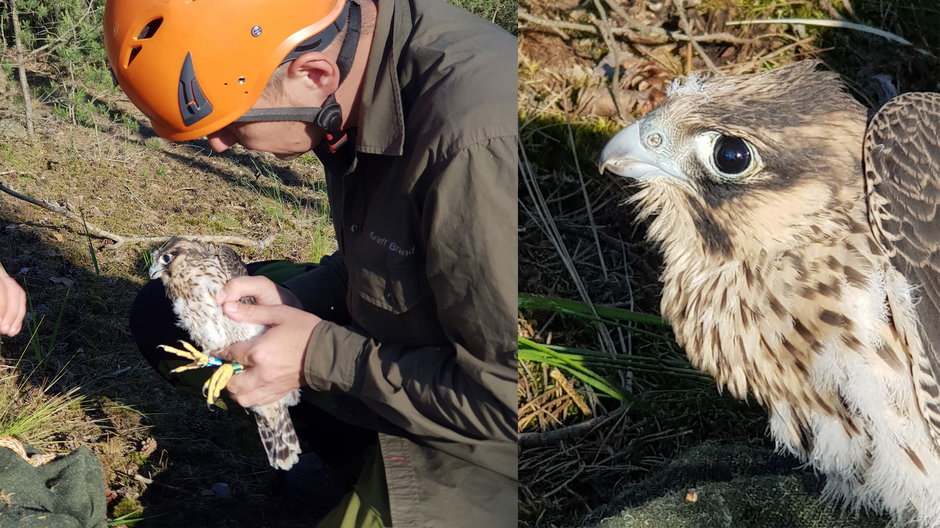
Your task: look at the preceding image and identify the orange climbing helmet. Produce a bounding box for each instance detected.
[104,0,349,141]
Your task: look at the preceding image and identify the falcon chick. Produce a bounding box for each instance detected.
[599,62,940,526]
[149,237,301,470]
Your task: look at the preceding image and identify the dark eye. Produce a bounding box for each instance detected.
[713,135,751,175]
[159,253,172,265]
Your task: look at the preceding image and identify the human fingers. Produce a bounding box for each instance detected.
[221,300,300,326]
[221,368,286,408]
[0,277,10,335]
[9,278,26,336]
[212,338,281,408]
[216,275,283,306]
[213,328,308,408]
[213,339,253,366]
[0,275,26,337]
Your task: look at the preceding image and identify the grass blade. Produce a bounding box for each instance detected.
[520,292,670,327]
[519,337,627,401]
[80,209,100,276]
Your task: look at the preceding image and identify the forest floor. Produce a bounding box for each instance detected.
[517,0,940,526]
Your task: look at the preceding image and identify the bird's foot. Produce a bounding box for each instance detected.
[160,340,223,373]
[159,340,243,405]
[202,362,244,405]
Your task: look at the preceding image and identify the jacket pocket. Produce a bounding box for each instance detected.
[357,260,427,315]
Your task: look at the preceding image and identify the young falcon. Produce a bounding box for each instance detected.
[598,61,940,526]
[149,237,302,470]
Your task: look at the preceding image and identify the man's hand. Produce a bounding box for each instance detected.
[0,264,26,337]
[215,276,319,407]
[216,275,303,310]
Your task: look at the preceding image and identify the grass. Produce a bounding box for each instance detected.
[518,337,627,402]
[81,210,101,275]
[309,217,335,263]
[0,358,93,451]
[452,0,516,33]
[108,508,145,526]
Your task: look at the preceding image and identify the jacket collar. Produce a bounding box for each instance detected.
[354,0,407,156]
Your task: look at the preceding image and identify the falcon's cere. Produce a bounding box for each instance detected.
[599,62,940,526]
[149,237,302,470]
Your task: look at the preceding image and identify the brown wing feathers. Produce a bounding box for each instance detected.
[865,92,940,445]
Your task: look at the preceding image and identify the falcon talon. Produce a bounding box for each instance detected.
[162,340,236,404]
[160,341,233,375]
[204,363,236,405]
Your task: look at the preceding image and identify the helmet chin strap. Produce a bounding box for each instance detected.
[235,0,361,153]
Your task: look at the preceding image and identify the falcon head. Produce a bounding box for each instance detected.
[148,237,217,281]
[599,62,869,262]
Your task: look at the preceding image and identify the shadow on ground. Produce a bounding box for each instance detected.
[0,202,329,527]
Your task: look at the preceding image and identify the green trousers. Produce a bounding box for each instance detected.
[317,446,390,528]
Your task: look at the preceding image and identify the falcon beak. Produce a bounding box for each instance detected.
[148,263,163,280]
[598,121,677,181]
[148,253,165,280]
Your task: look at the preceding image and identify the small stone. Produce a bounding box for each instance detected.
[211,482,233,500]
[0,119,27,140]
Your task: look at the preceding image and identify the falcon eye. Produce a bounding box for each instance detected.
[159,253,172,265]
[712,135,752,175]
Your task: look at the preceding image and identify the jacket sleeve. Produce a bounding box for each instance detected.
[302,134,518,446]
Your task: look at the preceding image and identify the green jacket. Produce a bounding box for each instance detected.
[284,0,518,525]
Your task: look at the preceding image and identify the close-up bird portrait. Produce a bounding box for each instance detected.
[149,237,302,471]
[519,0,940,526]
[600,61,940,526]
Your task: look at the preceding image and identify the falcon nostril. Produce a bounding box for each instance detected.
[645,133,663,148]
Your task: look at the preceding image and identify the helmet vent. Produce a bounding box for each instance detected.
[136,18,163,40]
[127,46,142,67]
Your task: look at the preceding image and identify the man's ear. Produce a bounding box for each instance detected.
[285,52,340,101]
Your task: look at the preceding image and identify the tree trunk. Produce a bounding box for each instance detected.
[8,0,34,138]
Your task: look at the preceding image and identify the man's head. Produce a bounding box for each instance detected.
[105,0,359,153]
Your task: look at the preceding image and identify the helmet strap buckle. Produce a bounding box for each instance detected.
[317,94,347,153]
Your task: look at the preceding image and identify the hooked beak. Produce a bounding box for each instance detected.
[148,253,164,280]
[598,121,670,181]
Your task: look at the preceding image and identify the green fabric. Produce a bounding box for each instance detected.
[316,447,390,528]
[290,0,519,526]
[580,443,889,528]
[0,446,106,528]
[250,261,317,285]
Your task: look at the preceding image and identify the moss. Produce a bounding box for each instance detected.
[111,496,143,520]
[127,450,149,466]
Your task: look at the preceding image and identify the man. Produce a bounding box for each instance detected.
[105,0,518,526]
